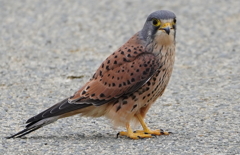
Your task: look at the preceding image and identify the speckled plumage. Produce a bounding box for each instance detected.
[7,10,177,139]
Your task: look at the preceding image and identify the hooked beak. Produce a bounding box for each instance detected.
[159,22,172,35]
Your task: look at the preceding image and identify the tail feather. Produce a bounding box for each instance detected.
[6,125,43,139]
[26,98,91,125]
[7,98,92,139]
[6,116,59,139]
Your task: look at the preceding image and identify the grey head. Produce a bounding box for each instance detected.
[141,10,177,43]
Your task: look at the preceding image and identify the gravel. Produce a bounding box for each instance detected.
[1,0,239,154]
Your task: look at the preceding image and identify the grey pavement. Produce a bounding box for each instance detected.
[0,0,240,154]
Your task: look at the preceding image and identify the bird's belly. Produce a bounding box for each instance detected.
[105,66,173,127]
[137,67,173,107]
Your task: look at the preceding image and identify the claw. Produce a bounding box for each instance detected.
[159,129,171,135]
[116,132,120,138]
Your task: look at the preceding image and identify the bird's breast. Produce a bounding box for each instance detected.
[137,45,175,106]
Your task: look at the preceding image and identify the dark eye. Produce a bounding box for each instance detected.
[152,18,161,27]
[173,18,177,24]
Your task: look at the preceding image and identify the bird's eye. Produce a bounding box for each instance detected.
[152,18,161,27]
[173,18,177,24]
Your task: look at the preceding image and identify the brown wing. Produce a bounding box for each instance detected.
[69,52,160,106]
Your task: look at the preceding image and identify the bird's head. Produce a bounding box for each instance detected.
[141,10,176,46]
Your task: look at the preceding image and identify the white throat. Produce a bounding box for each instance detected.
[155,30,175,46]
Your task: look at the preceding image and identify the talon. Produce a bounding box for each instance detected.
[116,132,120,138]
[151,134,156,137]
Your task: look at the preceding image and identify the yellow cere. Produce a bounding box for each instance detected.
[160,22,172,28]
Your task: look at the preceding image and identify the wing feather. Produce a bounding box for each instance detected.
[70,52,160,105]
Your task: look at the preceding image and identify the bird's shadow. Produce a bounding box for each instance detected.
[8,131,175,141]
[11,133,120,141]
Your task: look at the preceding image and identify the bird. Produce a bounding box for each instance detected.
[7,10,177,139]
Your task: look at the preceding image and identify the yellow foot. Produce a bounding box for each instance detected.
[117,131,153,139]
[134,129,171,136]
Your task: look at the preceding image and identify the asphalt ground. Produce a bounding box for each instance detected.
[0,0,239,154]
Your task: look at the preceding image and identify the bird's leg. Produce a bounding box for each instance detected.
[135,113,170,136]
[117,123,152,139]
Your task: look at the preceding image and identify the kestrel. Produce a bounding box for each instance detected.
[7,10,176,139]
